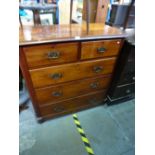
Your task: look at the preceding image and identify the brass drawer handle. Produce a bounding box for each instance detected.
[90,82,99,89]
[49,73,62,80]
[52,91,62,97]
[126,89,131,94]
[47,51,60,59]
[93,66,103,73]
[53,106,64,112]
[97,47,106,53]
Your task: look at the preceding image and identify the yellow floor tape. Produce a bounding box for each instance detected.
[73,114,95,155]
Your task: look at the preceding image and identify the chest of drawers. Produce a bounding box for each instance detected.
[19,24,126,122]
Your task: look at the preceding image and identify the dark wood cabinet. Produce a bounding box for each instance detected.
[107,39,135,104]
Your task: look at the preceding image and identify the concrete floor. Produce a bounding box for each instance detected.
[19,99,135,155]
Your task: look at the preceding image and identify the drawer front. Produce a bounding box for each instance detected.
[81,39,122,60]
[111,83,135,99]
[118,72,135,85]
[36,75,111,105]
[23,42,79,68]
[30,57,116,88]
[39,90,106,117]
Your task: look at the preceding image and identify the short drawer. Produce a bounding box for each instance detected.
[23,42,79,68]
[118,72,135,85]
[81,39,122,60]
[39,90,106,117]
[36,75,111,105]
[111,83,135,99]
[30,57,116,88]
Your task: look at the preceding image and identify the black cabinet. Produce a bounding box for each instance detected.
[107,39,135,104]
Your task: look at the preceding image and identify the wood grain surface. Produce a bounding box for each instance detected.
[39,90,106,117]
[19,23,126,46]
[30,57,117,88]
[35,75,111,105]
[81,39,122,60]
[23,42,79,68]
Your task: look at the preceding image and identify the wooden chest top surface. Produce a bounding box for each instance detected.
[19,23,126,46]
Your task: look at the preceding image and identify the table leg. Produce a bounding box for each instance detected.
[33,10,41,25]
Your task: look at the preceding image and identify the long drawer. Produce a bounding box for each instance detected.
[39,90,106,117]
[81,39,122,60]
[23,42,79,68]
[30,57,116,88]
[36,75,111,105]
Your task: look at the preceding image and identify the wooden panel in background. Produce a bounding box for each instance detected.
[83,0,98,23]
[58,0,71,24]
[95,0,109,23]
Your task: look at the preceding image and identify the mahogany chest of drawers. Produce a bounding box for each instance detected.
[19,24,126,121]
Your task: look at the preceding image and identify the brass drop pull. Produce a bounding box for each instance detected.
[90,82,99,89]
[53,106,64,112]
[126,89,131,94]
[49,73,62,80]
[47,51,60,59]
[97,47,106,53]
[93,66,103,73]
[52,91,62,97]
